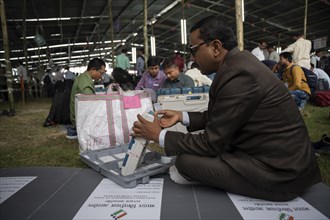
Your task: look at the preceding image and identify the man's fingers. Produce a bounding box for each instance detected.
[130,133,141,138]
[133,121,142,128]
[132,126,142,134]
[153,112,158,123]
[137,114,146,123]
[155,110,166,114]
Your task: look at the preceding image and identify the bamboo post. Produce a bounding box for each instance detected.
[235,0,244,51]
[304,0,308,37]
[20,75,25,105]
[143,0,148,65]
[38,47,42,98]
[22,0,27,104]
[108,0,115,67]
[0,0,15,114]
[182,1,186,65]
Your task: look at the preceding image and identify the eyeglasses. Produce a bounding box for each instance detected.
[95,69,106,75]
[189,39,213,56]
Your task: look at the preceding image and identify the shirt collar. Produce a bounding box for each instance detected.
[148,71,163,79]
[176,72,184,81]
[286,63,294,70]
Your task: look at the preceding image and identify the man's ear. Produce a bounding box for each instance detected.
[212,40,223,57]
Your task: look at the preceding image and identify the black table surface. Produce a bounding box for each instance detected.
[0,167,329,220]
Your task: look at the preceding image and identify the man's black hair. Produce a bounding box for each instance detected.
[279,52,293,62]
[191,61,199,69]
[290,32,303,38]
[147,56,160,67]
[121,48,128,53]
[87,58,106,71]
[162,58,177,70]
[190,16,237,51]
[267,45,275,49]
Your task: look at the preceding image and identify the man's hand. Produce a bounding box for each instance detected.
[156,110,183,128]
[131,112,162,142]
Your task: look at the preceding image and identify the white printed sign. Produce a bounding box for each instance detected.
[73,178,164,220]
[227,193,329,220]
[0,176,37,204]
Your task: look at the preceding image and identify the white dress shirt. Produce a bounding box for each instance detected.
[313,68,330,85]
[185,68,212,87]
[159,112,189,148]
[282,37,312,69]
[251,47,265,61]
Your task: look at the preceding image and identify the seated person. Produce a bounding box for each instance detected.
[135,56,166,92]
[261,60,277,72]
[161,58,194,89]
[111,67,135,91]
[310,63,330,90]
[185,62,212,86]
[262,60,282,79]
[279,52,311,110]
[132,16,320,202]
[67,58,106,139]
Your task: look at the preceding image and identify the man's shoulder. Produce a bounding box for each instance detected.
[291,64,302,70]
[77,72,90,80]
[156,71,166,78]
[290,65,304,75]
[179,73,194,85]
[251,47,258,52]
[161,78,171,85]
[315,68,328,75]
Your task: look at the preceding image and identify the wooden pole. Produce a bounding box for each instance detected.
[0,0,15,113]
[304,0,308,37]
[143,0,148,64]
[235,0,244,51]
[182,1,186,65]
[38,47,42,98]
[108,0,115,67]
[22,0,27,104]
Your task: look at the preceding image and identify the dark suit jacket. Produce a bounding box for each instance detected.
[165,47,321,193]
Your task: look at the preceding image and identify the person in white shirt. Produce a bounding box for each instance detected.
[63,66,75,80]
[251,40,267,61]
[310,63,330,90]
[185,62,212,87]
[282,32,311,69]
[17,61,30,99]
[310,50,323,68]
[17,61,28,82]
[267,45,280,62]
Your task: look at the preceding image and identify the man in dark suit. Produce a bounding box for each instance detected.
[132,16,321,201]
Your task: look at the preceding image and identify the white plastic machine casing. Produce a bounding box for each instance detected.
[121,113,154,176]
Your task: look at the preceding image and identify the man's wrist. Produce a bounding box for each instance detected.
[158,130,167,148]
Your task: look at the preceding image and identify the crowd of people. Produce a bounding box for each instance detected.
[250,33,330,110]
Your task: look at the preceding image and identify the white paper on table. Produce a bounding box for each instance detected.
[0,176,37,204]
[227,193,329,220]
[73,178,164,220]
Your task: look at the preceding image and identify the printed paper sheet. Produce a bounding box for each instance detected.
[0,176,37,204]
[73,178,164,220]
[227,193,329,220]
